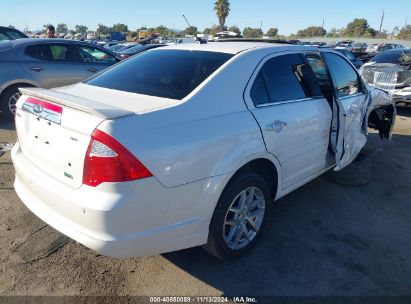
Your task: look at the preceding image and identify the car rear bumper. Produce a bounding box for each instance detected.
[12,142,219,257]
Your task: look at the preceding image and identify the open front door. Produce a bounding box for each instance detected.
[321,52,370,171]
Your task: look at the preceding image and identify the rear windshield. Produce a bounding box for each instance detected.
[86,49,233,100]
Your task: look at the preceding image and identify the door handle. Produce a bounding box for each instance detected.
[266,120,287,133]
[30,66,44,72]
[87,68,98,73]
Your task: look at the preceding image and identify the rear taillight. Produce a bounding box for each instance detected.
[83,129,152,187]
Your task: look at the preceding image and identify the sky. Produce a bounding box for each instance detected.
[1,0,410,35]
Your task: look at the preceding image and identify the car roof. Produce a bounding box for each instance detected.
[4,38,91,46]
[162,41,313,54]
[0,38,118,56]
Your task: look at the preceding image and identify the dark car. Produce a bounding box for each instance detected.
[0,26,28,41]
[334,49,364,69]
[0,39,121,119]
[117,44,167,59]
[312,42,328,48]
[361,43,404,62]
[360,49,411,105]
[288,39,301,45]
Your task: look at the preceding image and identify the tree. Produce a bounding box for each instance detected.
[129,31,139,38]
[243,27,263,38]
[397,25,411,40]
[326,27,342,38]
[111,23,128,33]
[203,25,220,35]
[228,25,241,35]
[183,26,198,36]
[155,25,169,36]
[297,26,326,37]
[214,0,230,31]
[344,18,375,37]
[75,25,88,34]
[56,23,68,34]
[266,27,278,37]
[97,24,111,36]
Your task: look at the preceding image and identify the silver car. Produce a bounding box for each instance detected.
[0,38,120,119]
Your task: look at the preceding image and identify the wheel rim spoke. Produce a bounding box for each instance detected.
[241,223,250,241]
[249,197,263,210]
[238,191,247,210]
[229,207,241,214]
[249,208,264,219]
[226,224,239,243]
[234,224,244,244]
[247,218,258,232]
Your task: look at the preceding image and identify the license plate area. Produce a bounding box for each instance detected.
[22,97,63,125]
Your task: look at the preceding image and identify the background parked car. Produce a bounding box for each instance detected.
[335,40,354,51]
[108,43,139,53]
[361,43,405,62]
[0,38,120,119]
[334,48,364,68]
[352,42,368,55]
[117,43,166,59]
[360,49,411,105]
[0,26,28,41]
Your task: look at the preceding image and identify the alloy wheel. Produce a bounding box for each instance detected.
[223,186,265,250]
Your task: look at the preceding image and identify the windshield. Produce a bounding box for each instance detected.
[0,28,28,41]
[86,49,233,100]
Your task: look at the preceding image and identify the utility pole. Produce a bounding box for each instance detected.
[182,15,191,28]
[321,18,324,30]
[405,17,408,28]
[378,10,385,38]
[260,21,263,31]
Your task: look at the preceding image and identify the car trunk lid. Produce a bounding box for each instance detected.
[15,87,134,189]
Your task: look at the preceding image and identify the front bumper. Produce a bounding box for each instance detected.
[12,142,217,257]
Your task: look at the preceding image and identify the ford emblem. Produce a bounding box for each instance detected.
[33,104,43,113]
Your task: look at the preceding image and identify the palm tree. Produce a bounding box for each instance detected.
[214,0,230,31]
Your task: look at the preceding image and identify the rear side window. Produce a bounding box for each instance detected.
[250,53,321,106]
[75,46,116,64]
[322,52,362,98]
[25,44,74,62]
[86,50,233,100]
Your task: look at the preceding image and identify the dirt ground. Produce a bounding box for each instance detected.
[0,107,410,297]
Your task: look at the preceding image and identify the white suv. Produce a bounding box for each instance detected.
[12,42,395,260]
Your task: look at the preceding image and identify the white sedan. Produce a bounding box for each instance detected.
[12,42,395,260]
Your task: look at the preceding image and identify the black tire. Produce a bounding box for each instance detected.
[204,172,271,260]
[0,85,29,120]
